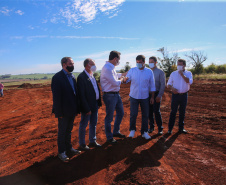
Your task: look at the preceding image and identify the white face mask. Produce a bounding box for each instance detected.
[177,66,183,71]
[149,63,155,68]
[90,65,97,72]
[136,63,143,69]
[115,58,120,66]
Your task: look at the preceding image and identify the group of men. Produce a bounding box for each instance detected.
[51,50,193,162]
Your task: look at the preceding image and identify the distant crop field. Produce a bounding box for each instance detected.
[4,72,81,80]
[3,79,51,87]
[193,73,226,80]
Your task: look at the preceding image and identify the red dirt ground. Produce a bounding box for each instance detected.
[0,80,225,185]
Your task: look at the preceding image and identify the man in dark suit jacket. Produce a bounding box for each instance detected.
[77,58,102,150]
[51,57,81,162]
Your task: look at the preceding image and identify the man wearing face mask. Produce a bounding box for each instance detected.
[148,56,166,135]
[167,59,193,134]
[77,58,102,150]
[51,57,81,162]
[100,50,127,144]
[124,55,156,139]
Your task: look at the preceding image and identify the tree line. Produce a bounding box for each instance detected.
[117,47,226,78]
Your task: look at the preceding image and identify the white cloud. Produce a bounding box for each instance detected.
[50,35,139,40]
[15,10,24,15]
[27,35,48,42]
[28,25,35,30]
[0,7,24,16]
[10,36,24,40]
[57,0,125,27]
[0,7,11,16]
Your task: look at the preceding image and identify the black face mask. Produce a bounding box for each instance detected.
[66,65,74,72]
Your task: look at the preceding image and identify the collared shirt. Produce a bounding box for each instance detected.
[151,67,166,98]
[63,69,76,95]
[84,69,100,100]
[126,67,156,99]
[100,61,122,92]
[167,70,193,93]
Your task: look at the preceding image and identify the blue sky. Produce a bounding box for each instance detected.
[0,0,226,75]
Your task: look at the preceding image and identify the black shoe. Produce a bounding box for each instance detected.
[179,129,188,134]
[167,130,172,134]
[148,129,154,133]
[113,133,126,138]
[79,144,90,151]
[107,138,117,144]
[89,142,101,148]
[158,131,163,135]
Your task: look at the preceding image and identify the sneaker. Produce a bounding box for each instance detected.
[58,151,69,162]
[128,130,135,138]
[158,131,163,135]
[142,132,151,140]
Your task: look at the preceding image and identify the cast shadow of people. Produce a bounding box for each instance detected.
[114,132,180,183]
[0,136,151,185]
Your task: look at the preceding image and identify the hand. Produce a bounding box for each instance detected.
[120,76,124,82]
[150,97,154,104]
[171,87,178,94]
[86,111,91,115]
[155,96,161,103]
[123,77,128,83]
[178,70,184,76]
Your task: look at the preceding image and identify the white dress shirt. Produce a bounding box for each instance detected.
[167,70,193,93]
[84,69,99,100]
[126,67,156,99]
[100,61,122,92]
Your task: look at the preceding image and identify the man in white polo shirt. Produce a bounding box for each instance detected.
[167,59,193,134]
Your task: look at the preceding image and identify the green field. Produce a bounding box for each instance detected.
[193,73,226,80]
[5,72,81,80]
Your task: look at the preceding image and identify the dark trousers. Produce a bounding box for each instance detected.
[58,116,75,153]
[149,91,163,132]
[130,97,149,134]
[168,93,188,131]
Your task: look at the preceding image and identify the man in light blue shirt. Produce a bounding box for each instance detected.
[124,55,156,139]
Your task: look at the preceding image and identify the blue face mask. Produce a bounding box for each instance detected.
[136,63,143,69]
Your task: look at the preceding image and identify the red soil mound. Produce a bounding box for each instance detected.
[18,83,34,88]
[0,80,225,184]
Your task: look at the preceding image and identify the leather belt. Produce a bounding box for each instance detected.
[177,92,188,95]
[103,91,119,94]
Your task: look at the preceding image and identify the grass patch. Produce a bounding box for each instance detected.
[193,73,226,80]
[4,79,51,87]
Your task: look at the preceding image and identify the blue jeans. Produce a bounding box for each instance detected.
[149,92,163,132]
[79,107,98,146]
[103,93,124,140]
[0,89,3,97]
[58,116,75,153]
[168,93,188,131]
[130,97,149,134]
